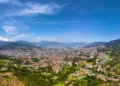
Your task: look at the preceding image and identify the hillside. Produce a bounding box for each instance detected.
[0,41,40,50]
[106,39,120,57]
[0,73,24,86]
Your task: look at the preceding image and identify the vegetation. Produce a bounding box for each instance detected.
[32,58,39,63]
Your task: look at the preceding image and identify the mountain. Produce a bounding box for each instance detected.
[106,39,120,48]
[104,39,120,67]
[0,41,7,46]
[0,40,107,49]
[105,39,120,57]
[86,42,107,47]
[34,41,88,49]
[16,40,33,45]
[34,41,64,48]
[64,42,88,48]
[89,42,107,46]
[0,41,40,50]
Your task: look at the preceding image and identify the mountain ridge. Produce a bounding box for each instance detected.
[0,40,108,49]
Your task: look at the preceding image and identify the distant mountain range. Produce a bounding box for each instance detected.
[0,41,39,50]
[34,41,89,49]
[0,40,109,50]
[86,42,107,47]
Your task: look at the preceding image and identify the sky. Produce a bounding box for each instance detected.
[0,0,120,42]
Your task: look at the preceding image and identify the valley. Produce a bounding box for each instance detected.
[0,39,120,86]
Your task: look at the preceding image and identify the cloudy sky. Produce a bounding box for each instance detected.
[0,0,120,42]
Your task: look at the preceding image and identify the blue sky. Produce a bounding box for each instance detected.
[0,0,120,42]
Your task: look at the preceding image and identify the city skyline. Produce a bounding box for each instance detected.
[0,0,120,42]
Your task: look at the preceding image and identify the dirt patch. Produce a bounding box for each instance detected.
[0,72,25,86]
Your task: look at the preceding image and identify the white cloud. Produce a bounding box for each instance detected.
[2,20,29,31]
[0,36,9,41]
[11,34,26,41]
[0,0,23,6]
[9,3,63,16]
[2,25,17,35]
[34,37,42,42]
[35,20,84,25]
[0,34,26,41]
[22,3,62,15]
[1,20,30,41]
